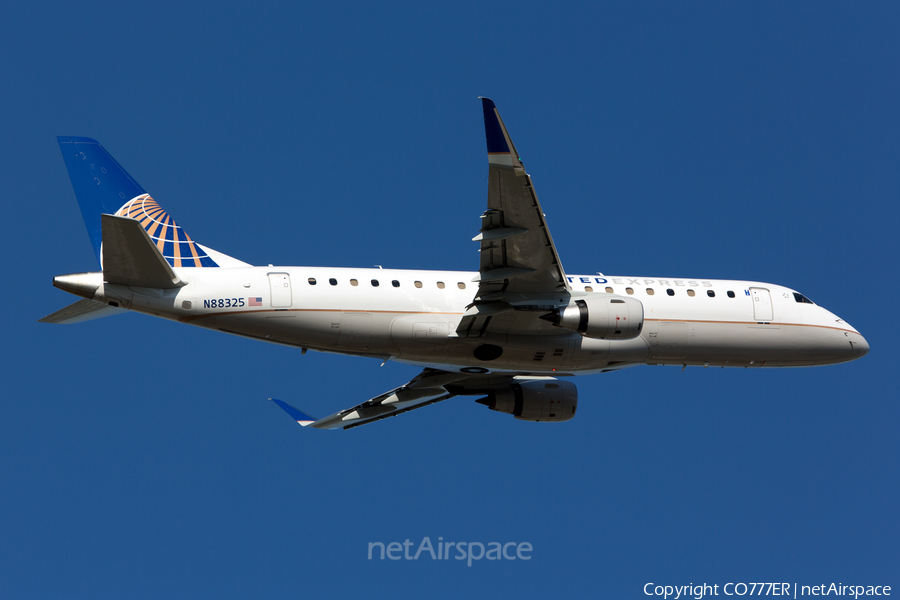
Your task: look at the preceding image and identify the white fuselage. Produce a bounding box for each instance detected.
[81,266,868,375]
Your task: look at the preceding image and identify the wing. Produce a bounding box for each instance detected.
[271,369,518,430]
[457,98,572,338]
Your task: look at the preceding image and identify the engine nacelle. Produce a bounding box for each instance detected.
[476,379,578,422]
[544,295,643,340]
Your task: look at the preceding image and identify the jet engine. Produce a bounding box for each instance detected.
[541,295,643,340]
[476,379,577,422]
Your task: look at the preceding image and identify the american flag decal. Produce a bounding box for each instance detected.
[249,297,262,306]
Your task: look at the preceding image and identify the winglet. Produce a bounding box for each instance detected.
[480,98,521,169]
[271,398,318,427]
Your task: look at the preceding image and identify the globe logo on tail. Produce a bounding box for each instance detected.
[115,195,218,268]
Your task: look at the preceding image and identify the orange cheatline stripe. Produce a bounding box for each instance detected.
[181,308,463,322]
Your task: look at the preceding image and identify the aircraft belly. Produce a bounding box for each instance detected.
[648,320,689,359]
[337,312,372,348]
[392,332,651,375]
[198,308,855,370]
[645,321,852,366]
[211,310,342,348]
[389,314,454,357]
[560,335,648,370]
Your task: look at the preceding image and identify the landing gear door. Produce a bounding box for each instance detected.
[750,287,773,322]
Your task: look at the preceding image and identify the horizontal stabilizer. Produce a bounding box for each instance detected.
[102,214,184,288]
[271,399,318,426]
[38,298,124,324]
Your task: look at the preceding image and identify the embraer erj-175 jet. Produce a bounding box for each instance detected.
[44,99,868,430]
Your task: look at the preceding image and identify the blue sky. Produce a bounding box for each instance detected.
[1,1,897,598]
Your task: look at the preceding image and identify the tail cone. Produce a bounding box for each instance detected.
[52,272,103,299]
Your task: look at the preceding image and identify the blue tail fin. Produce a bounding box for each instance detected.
[57,137,218,268]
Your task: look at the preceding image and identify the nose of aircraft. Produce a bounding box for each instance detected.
[855,333,870,358]
[837,326,869,362]
[820,306,869,363]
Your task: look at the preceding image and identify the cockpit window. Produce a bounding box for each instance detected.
[793,292,815,305]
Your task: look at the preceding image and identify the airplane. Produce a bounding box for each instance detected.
[42,98,869,430]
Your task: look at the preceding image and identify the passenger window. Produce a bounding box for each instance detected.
[646,288,655,295]
[437,282,445,289]
[605,287,614,293]
[457,282,466,289]
[707,290,715,297]
[727,291,735,298]
[687,289,695,297]
[308,278,316,285]
[585,286,593,292]
[392,280,400,288]
[666,289,674,296]
[371,280,380,287]
[626,287,634,295]
[329,278,337,286]
[350,279,358,287]
[414,281,423,288]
